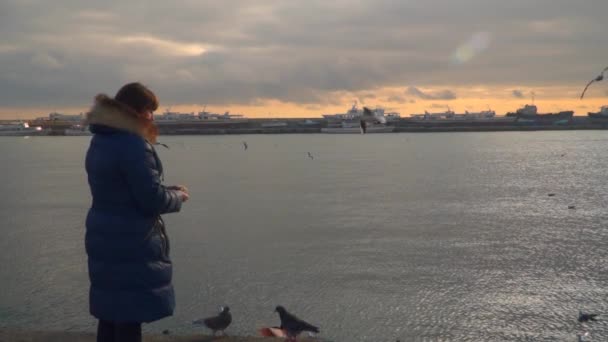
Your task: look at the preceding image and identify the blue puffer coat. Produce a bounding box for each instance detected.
[84,95,182,323]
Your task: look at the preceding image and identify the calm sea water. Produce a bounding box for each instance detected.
[1,132,608,341]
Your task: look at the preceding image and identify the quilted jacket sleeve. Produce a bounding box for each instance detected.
[119,135,182,216]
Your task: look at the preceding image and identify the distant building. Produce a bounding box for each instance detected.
[47,112,85,121]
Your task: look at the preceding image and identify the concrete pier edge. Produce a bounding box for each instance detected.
[0,328,321,342]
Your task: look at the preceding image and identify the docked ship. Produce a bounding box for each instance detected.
[261,121,288,128]
[506,104,573,123]
[198,110,247,122]
[409,108,455,121]
[321,102,398,133]
[321,120,395,133]
[588,106,608,121]
[322,102,400,123]
[155,108,248,123]
[0,122,45,136]
[408,108,516,123]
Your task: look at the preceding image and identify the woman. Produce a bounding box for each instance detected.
[84,82,189,342]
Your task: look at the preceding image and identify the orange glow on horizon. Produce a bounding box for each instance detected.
[1,85,607,120]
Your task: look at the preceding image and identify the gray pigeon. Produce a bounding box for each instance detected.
[578,310,598,323]
[275,305,319,341]
[193,306,232,336]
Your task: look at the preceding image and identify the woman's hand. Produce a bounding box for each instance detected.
[167,185,189,193]
[176,190,190,202]
[167,185,189,202]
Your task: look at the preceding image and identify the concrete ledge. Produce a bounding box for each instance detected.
[0,328,319,342]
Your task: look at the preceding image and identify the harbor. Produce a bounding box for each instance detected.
[4,1,608,341]
[3,103,608,136]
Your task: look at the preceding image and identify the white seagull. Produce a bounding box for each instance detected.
[580,66,608,99]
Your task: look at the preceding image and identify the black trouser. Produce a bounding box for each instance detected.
[97,320,142,342]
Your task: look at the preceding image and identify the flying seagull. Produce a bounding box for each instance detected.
[357,107,374,134]
[580,66,608,99]
[307,152,314,160]
[275,305,319,342]
[359,119,367,134]
[193,306,232,336]
[242,141,248,150]
[578,310,599,323]
[155,142,169,149]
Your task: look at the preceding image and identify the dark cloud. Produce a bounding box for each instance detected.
[512,90,525,98]
[407,86,457,100]
[0,0,607,109]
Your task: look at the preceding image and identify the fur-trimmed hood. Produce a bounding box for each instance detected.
[85,94,158,143]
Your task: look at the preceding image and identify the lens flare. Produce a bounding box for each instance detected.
[451,31,492,64]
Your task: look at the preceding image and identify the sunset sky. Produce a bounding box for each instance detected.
[1,0,607,119]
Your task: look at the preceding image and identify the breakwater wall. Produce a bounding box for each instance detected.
[28,117,608,135]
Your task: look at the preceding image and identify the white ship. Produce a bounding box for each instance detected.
[0,122,45,136]
[321,121,394,133]
[321,102,397,133]
[323,102,400,123]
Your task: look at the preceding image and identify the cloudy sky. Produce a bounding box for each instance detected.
[1,0,607,118]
